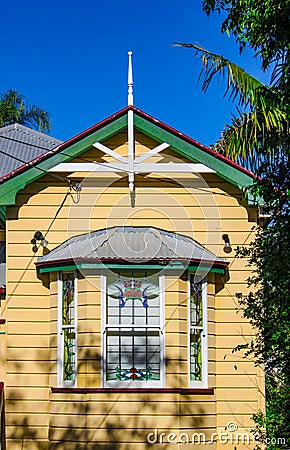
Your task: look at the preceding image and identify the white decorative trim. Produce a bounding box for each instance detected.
[93,142,127,163]
[128,51,133,106]
[101,274,106,388]
[159,274,166,387]
[48,162,215,173]
[128,109,135,192]
[57,272,62,387]
[134,142,170,163]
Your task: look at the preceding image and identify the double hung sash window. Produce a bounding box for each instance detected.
[102,272,164,387]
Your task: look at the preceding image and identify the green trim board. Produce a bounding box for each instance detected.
[0,115,128,205]
[0,206,6,228]
[38,262,226,274]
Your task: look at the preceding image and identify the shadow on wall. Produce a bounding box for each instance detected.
[5,340,209,450]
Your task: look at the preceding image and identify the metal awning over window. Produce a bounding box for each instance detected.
[36,226,228,274]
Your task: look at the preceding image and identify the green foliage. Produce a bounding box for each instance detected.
[0,89,51,132]
[173,43,289,170]
[234,160,290,448]
[177,0,290,446]
[236,162,290,373]
[201,0,290,74]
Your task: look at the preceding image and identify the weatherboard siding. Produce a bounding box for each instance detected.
[2,133,261,449]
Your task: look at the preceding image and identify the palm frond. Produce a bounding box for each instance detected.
[0,89,51,132]
[214,107,288,161]
[173,43,267,108]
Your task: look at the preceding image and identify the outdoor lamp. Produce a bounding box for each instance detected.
[222,234,232,253]
[31,231,48,248]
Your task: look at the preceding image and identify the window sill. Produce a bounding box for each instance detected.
[51,387,214,395]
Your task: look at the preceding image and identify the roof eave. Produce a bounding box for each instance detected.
[35,256,228,269]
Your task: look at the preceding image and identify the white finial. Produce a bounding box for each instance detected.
[128,51,133,106]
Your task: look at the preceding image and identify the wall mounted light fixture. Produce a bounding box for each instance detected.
[222,234,232,253]
[31,231,48,248]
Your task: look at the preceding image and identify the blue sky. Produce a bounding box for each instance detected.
[0,0,270,146]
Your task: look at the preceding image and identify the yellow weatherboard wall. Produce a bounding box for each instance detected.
[1,128,263,450]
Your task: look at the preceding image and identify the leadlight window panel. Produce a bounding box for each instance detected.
[189,276,207,385]
[104,272,162,384]
[59,272,77,386]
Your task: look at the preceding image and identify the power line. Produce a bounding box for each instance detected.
[0,148,68,184]
[0,132,61,151]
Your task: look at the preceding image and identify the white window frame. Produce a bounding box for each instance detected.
[101,273,165,388]
[57,271,78,387]
[188,274,208,388]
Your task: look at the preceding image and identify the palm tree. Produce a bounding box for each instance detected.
[0,89,51,132]
[173,44,289,173]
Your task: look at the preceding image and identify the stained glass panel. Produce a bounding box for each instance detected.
[189,278,204,382]
[105,273,161,383]
[190,329,202,381]
[190,281,203,327]
[61,273,76,382]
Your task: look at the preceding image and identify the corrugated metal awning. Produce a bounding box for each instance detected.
[37,226,227,270]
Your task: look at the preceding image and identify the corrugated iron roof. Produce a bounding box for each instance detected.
[0,123,62,179]
[37,226,227,267]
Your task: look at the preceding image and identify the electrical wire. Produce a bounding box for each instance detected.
[0,148,68,184]
[0,131,61,150]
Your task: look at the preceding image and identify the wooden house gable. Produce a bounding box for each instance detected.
[0,106,256,208]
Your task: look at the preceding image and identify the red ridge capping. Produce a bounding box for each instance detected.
[51,387,214,395]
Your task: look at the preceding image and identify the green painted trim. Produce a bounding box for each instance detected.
[0,206,6,228]
[134,114,254,191]
[0,115,128,206]
[39,265,76,273]
[39,262,225,274]
[188,265,225,274]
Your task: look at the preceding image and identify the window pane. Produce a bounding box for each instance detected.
[107,273,159,326]
[190,280,202,326]
[63,328,76,381]
[61,273,76,382]
[190,329,202,381]
[106,272,161,383]
[62,273,75,326]
[106,328,160,381]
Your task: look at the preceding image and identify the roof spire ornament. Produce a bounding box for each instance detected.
[128,51,133,106]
